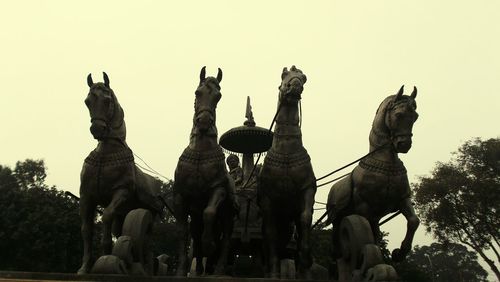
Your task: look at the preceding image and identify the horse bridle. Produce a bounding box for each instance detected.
[89,87,123,132]
[370,98,414,146]
[194,80,220,126]
[280,74,305,101]
[385,99,416,141]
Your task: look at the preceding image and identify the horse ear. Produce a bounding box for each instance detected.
[410,86,417,99]
[87,74,93,87]
[281,67,288,80]
[217,68,223,83]
[200,66,206,82]
[103,72,110,88]
[396,85,404,100]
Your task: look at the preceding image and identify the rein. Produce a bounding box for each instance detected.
[240,102,284,190]
[89,91,123,132]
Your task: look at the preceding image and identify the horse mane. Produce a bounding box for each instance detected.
[372,95,395,135]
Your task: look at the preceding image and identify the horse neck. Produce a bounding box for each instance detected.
[188,125,219,151]
[368,122,399,162]
[95,138,128,154]
[272,100,303,152]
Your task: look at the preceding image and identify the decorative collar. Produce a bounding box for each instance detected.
[264,147,311,168]
[359,156,407,176]
[179,146,225,165]
[85,147,134,167]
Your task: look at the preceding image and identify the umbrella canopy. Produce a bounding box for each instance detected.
[220,126,273,154]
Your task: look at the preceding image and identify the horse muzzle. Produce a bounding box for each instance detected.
[286,77,304,97]
[393,135,413,153]
[90,120,108,139]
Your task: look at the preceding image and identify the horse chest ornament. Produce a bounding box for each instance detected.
[264,147,311,169]
[359,156,407,176]
[176,147,226,194]
[84,148,134,168]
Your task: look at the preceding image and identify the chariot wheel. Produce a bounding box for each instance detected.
[339,215,375,270]
[364,264,398,281]
[122,208,154,274]
[112,236,133,265]
[90,255,128,274]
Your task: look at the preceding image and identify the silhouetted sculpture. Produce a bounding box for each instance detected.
[326,86,420,281]
[220,97,272,277]
[78,73,164,275]
[227,154,243,187]
[258,66,316,279]
[173,67,237,276]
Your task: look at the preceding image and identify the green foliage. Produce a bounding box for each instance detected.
[413,137,500,279]
[310,228,335,275]
[151,179,176,255]
[150,179,178,273]
[0,159,82,272]
[377,231,391,263]
[13,159,47,190]
[395,243,487,282]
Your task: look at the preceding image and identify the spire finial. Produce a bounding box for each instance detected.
[244,96,256,127]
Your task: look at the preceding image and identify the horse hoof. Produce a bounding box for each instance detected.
[175,269,187,277]
[77,262,91,275]
[213,267,225,276]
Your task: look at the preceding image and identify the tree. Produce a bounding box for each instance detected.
[413,137,500,279]
[395,243,488,282]
[150,179,178,273]
[310,227,335,274]
[0,159,82,272]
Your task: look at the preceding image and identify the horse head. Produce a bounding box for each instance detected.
[373,86,418,153]
[193,66,222,134]
[278,65,307,103]
[85,72,125,140]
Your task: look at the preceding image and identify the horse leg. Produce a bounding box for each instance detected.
[174,193,189,276]
[295,187,315,279]
[102,189,130,255]
[112,213,126,238]
[77,195,97,275]
[392,198,420,262]
[260,195,279,278]
[214,205,234,275]
[190,213,204,276]
[202,187,226,256]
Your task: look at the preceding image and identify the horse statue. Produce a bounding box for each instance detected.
[173,67,237,276]
[78,73,164,274]
[326,86,419,281]
[258,65,316,279]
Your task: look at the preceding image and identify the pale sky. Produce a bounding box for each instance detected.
[1,1,499,278]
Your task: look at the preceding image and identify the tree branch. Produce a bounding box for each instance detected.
[486,240,500,263]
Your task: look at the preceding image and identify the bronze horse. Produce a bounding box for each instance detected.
[173,67,237,276]
[78,73,163,274]
[327,86,419,280]
[258,66,316,278]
